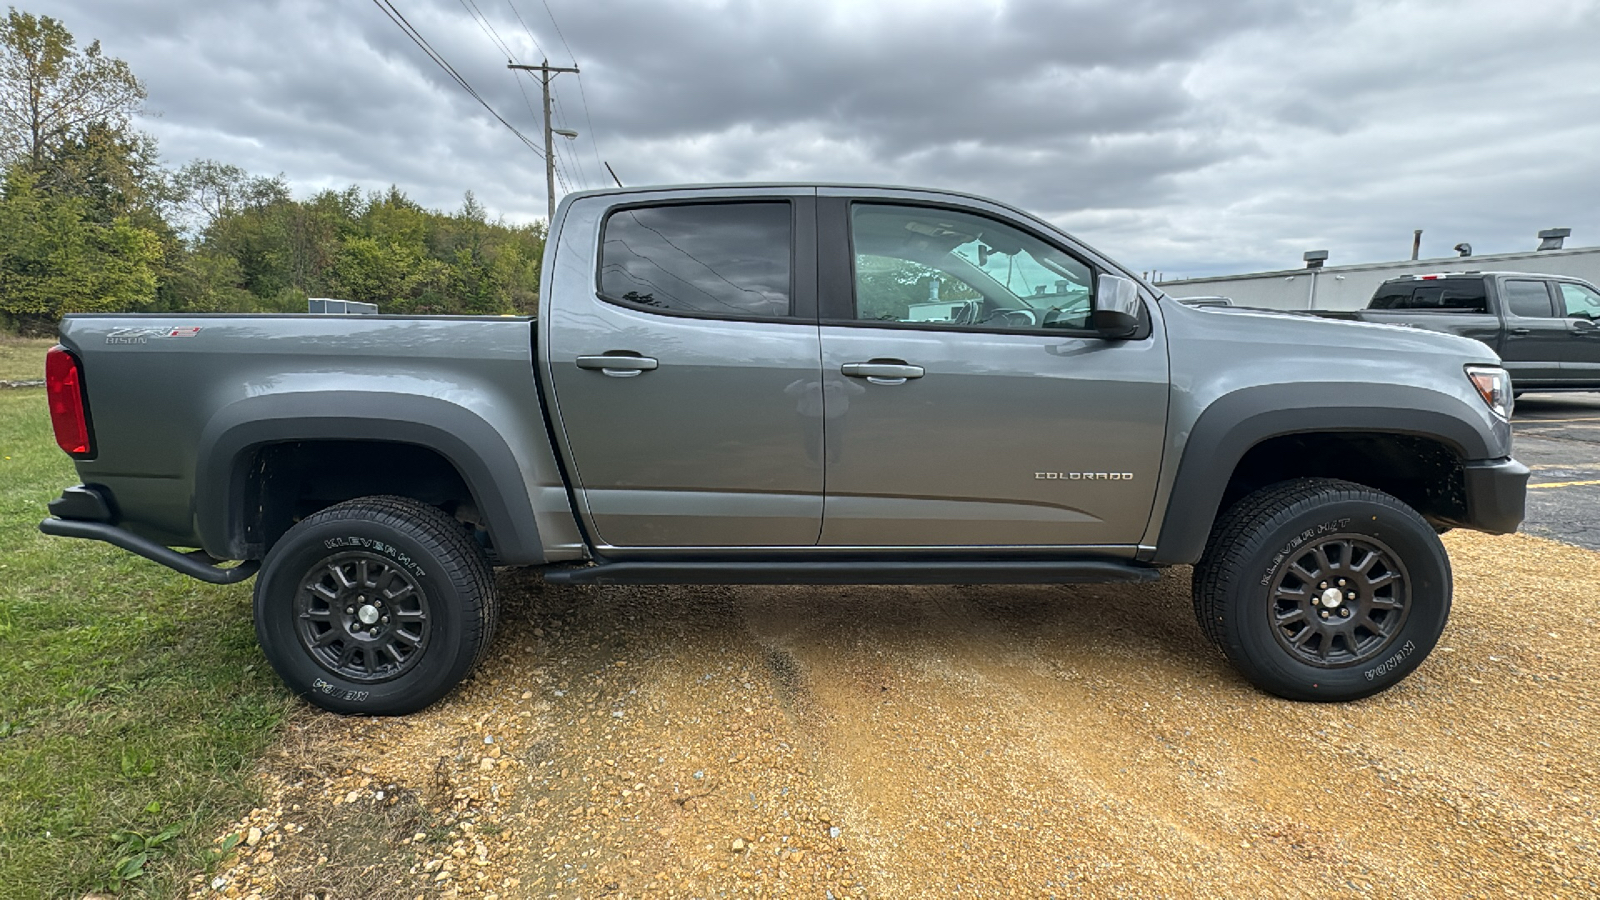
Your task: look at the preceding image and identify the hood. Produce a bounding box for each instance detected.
[1157,295,1501,364]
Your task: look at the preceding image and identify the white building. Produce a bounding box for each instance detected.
[1157,234,1600,312]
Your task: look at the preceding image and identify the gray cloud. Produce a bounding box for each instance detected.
[29,0,1600,277]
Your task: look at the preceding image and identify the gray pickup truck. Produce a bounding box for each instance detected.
[1313,272,1600,392]
[40,183,1529,714]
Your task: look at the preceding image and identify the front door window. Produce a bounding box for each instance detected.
[850,204,1095,332]
[1559,283,1600,320]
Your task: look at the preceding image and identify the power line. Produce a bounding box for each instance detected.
[550,89,590,188]
[503,0,546,60]
[572,72,606,180]
[503,0,592,190]
[536,0,607,191]
[370,0,545,159]
[468,0,583,191]
[539,0,577,65]
[458,0,513,60]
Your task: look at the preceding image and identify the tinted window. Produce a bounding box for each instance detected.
[1559,282,1600,319]
[849,204,1094,331]
[599,203,792,318]
[1370,279,1487,312]
[1504,280,1556,318]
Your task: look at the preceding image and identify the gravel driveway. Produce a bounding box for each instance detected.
[194,529,1599,899]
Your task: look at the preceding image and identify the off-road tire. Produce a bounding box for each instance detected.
[254,495,497,715]
[1193,478,1451,702]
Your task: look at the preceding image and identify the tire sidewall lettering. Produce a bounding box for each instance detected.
[1259,517,1353,586]
[1363,639,1417,681]
[321,536,426,578]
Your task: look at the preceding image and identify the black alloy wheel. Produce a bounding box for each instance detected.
[254,495,497,715]
[295,551,432,682]
[1193,478,1451,702]
[1266,535,1411,668]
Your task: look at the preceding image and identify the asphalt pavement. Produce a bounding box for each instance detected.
[1510,392,1600,550]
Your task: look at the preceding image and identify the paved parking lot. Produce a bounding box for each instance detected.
[1512,392,1600,550]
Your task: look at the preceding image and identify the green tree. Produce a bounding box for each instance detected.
[0,167,160,331]
[0,8,145,170]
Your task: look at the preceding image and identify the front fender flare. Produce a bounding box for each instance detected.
[1150,383,1503,565]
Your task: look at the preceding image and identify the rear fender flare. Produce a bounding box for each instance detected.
[195,393,544,564]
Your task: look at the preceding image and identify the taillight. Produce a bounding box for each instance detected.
[45,346,93,457]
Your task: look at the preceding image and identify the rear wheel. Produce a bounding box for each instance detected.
[254,495,497,715]
[1193,478,1451,701]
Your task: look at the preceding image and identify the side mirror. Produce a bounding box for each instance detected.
[1093,274,1142,338]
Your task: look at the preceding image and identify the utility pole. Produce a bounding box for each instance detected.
[508,60,580,219]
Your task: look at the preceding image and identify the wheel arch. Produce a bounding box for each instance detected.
[196,392,547,565]
[1152,383,1501,565]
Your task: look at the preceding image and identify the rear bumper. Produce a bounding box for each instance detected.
[39,484,259,585]
[1460,457,1530,535]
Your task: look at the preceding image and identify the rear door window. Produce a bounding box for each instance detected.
[598,202,793,319]
[1504,280,1557,318]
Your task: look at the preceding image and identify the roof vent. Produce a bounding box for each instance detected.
[1537,227,1571,251]
[1303,250,1329,269]
[1454,242,1472,258]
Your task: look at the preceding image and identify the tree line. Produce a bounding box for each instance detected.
[0,8,544,334]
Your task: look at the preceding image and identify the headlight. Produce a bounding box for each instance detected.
[1466,365,1512,420]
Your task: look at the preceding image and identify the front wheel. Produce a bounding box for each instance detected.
[254,495,497,715]
[1193,478,1451,701]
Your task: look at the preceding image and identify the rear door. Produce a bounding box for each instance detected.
[1497,278,1567,385]
[543,190,824,549]
[1555,280,1600,384]
[813,191,1168,548]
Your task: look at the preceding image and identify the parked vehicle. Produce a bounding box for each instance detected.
[1311,272,1600,392]
[40,184,1528,714]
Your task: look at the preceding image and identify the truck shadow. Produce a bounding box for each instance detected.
[489,566,1227,701]
[1512,391,1600,417]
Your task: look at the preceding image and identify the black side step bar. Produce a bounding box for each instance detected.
[542,559,1160,587]
[39,517,260,585]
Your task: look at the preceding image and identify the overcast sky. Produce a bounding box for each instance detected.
[31,0,1600,278]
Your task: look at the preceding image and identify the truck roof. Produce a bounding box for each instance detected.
[1380,271,1596,283]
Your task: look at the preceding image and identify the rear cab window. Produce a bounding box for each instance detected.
[598,202,794,319]
[1370,278,1489,313]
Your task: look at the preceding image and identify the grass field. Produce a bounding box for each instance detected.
[0,379,290,897]
[0,335,56,382]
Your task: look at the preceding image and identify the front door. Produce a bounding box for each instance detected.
[1556,281,1600,384]
[545,194,824,548]
[815,195,1168,547]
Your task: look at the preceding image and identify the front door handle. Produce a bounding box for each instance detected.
[576,354,659,377]
[841,361,925,385]
[1508,328,1531,336]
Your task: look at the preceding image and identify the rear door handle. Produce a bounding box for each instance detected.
[841,361,925,385]
[576,354,659,376]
